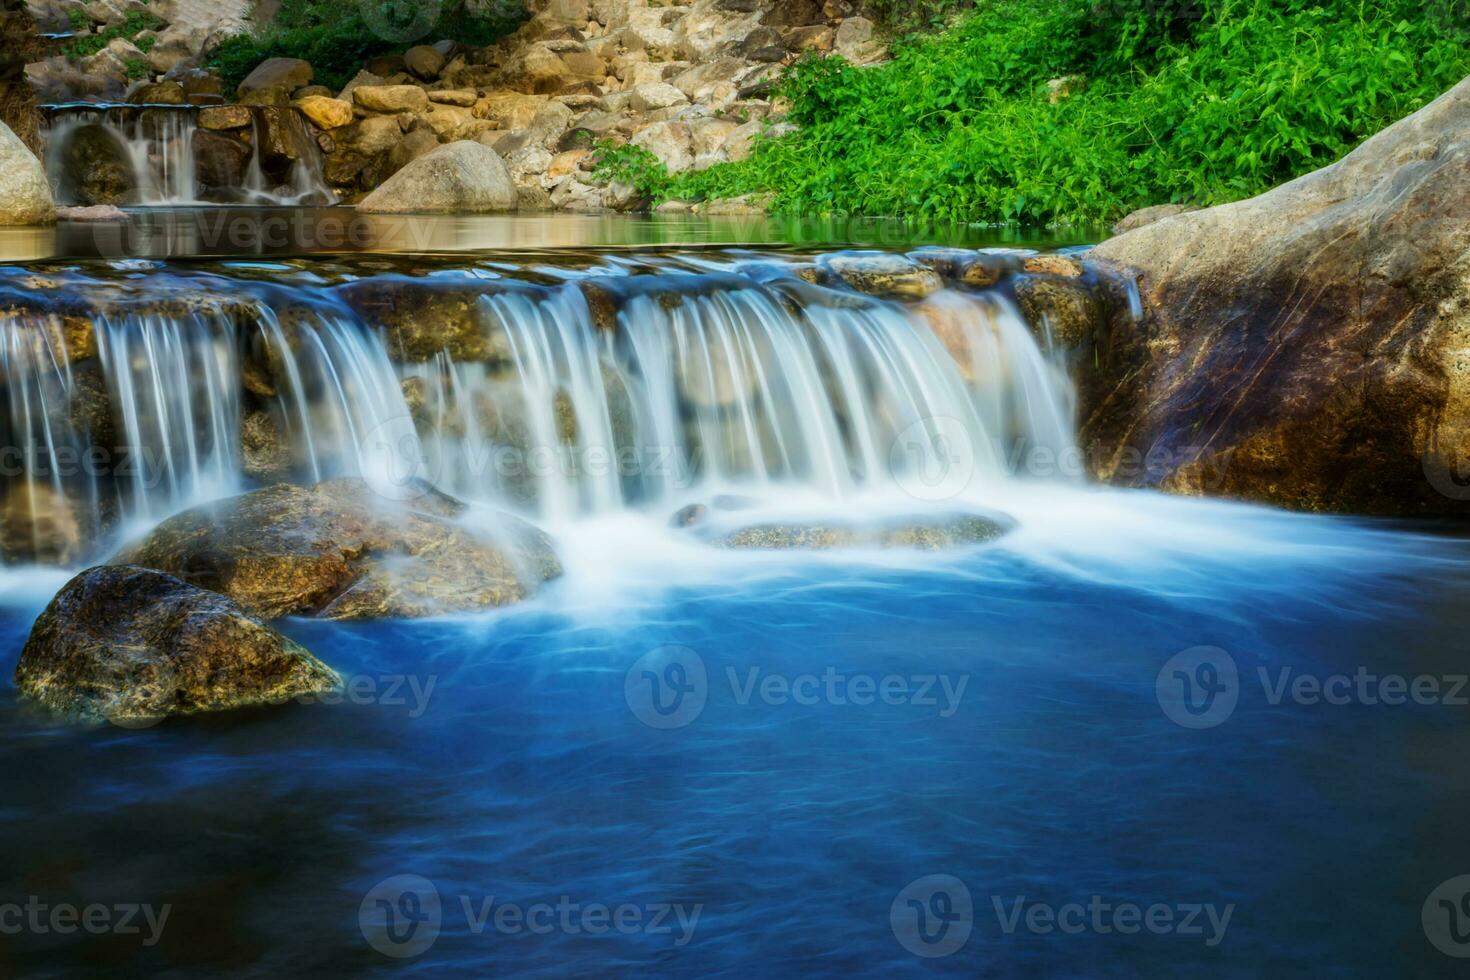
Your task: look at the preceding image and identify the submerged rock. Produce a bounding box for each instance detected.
[1088,74,1470,514]
[121,479,562,620]
[15,565,339,725]
[718,512,1016,550]
[358,141,517,214]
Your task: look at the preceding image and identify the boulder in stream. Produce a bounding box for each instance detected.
[15,565,339,725]
[121,479,562,620]
[1087,74,1470,514]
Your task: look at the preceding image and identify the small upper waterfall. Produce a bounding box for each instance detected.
[0,251,1081,566]
[41,104,335,207]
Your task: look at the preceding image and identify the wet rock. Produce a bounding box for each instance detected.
[14,565,339,725]
[720,513,1016,550]
[824,254,943,300]
[192,129,252,190]
[337,279,512,362]
[1021,254,1084,277]
[0,481,86,565]
[1086,74,1470,514]
[241,410,293,482]
[670,503,708,528]
[121,479,563,620]
[198,105,252,130]
[353,85,430,114]
[294,95,353,130]
[358,141,517,214]
[56,123,135,207]
[237,57,313,100]
[1012,275,1100,347]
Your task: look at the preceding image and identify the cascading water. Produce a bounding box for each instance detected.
[41,104,336,207]
[0,252,1078,567]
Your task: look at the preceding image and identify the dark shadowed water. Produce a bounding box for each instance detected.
[1,494,1469,977]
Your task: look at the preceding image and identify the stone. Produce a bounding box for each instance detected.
[629,81,688,112]
[429,89,479,107]
[719,513,1015,550]
[241,410,292,481]
[351,115,404,156]
[1021,254,1084,277]
[336,279,513,363]
[1085,74,1470,515]
[1111,203,1193,235]
[834,16,882,63]
[294,95,353,130]
[294,84,332,100]
[120,480,562,620]
[15,565,339,724]
[354,84,431,114]
[0,482,85,565]
[1047,75,1085,104]
[696,193,773,215]
[404,44,448,80]
[236,57,313,99]
[1012,275,1100,348]
[192,129,252,190]
[782,25,835,53]
[129,80,186,104]
[424,105,489,142]
[0,122,55,224]
[198,105,252,130]
[237,85,291,107]
[631,120,693,172]
[55,204,128,222]
[56,123,135,206]
[823,254,944,299]
[337,69,386,102]
[737,26,786,62]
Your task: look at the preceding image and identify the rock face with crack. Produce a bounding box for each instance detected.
[120,479,562,620]
[15,565,340,725]
[1086,74,1470,515]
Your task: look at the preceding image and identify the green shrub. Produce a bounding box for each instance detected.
[124,58,151,81]
[590,141,671,196]
[660,0,1470,224]
[209,0,527,93]
[64,9,166,59]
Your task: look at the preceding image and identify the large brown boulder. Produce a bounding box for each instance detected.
[1086,75,1470,515]
[56,123,137,206]
[236,57,313,100]
[120,479,562,620]
[357,141,517,214]
[15,565,339,725]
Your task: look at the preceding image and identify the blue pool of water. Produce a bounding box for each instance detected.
[1,495,1469,977]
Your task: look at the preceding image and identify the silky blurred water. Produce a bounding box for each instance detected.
[1,491,1468,977]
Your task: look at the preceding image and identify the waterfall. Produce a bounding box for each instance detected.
[0,255,1079,566]
[41,104,335,207]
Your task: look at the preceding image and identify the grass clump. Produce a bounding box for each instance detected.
[65,8,166,59]
[209,0,527,93]
[650,0,1470,224]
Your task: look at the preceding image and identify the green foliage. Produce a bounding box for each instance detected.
[590,141,671,196]
[64,9,166,59]
[124,58,151,81]
[66,9,88,32]
[209,0,527,93]
[666,0,1470,224]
